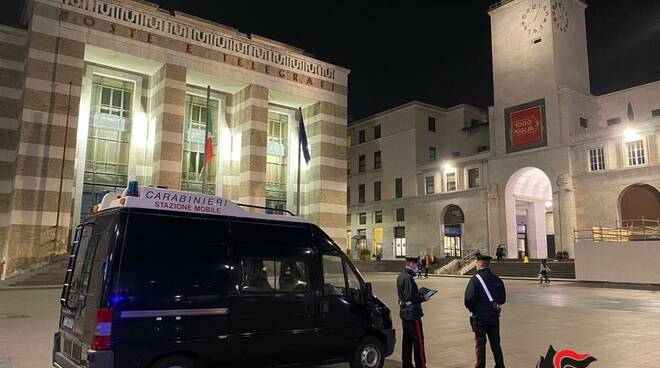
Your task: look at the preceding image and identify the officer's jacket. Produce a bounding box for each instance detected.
[464,268,506,323]
[397,269,424,320]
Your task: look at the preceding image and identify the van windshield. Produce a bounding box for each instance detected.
[62,224,98,310]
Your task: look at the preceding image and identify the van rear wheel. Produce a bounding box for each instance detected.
[151,356,196,368]
[350,336,385,368]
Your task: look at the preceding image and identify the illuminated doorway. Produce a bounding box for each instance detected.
[373,228,383,259]
[442,205,464,257]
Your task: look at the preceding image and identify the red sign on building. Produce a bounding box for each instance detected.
[505,99,547,153]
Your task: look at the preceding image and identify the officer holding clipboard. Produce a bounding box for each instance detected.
[464,254,507,368]
[397,256,434,368]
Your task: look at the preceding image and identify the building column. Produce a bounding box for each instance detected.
[152,64,186,189]
[235,84,268,206]
[303,102,347,248]
[556,174,577,257]
[2,31,85,277]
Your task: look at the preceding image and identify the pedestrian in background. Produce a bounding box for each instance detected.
[539,259,551,284]
[465,254,506,368]
[496,245,504,263]
[423,254,431,278]
[397,256,430,368]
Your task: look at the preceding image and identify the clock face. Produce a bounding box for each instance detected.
[552,1,570,32]
[520,3,549,36]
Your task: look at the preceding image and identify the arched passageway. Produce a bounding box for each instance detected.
[505,167,555,259]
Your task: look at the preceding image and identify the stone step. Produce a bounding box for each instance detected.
[464,261,575,279]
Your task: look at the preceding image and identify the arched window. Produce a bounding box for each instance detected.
[619,184,660,227]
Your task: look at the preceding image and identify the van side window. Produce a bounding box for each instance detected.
[322,255,347,296]
[240,259,308,293]
[346,265,362,297]
[117,214,232,310]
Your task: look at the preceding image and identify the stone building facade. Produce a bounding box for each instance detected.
[0,0,348,278]
[347,0,660,260]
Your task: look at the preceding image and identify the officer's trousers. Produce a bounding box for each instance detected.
[401,318,426,368]
[470,317,505,368]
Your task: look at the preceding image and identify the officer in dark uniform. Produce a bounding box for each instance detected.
[397,256,429,368]
[464,254,506,368]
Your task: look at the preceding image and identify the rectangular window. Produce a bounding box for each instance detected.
[374,151,382,169]
[359,212,367,225]
[359,155,366,172]
[358,184,365,203]
[446,172,456,192]
[394,227,406,257]
[347,187,350,204]
[468,168,480,188]
[425,176,435,194]
[347,135,352,147]
[428,117,436,132]
[477,145,489,152]
[374,181,381,201]
[395,208,405,222]
[374,210,383,224]
[240,259,308,293]
[588,147,605,172]
[395,177,403,198]
[607,117,621,126]
[358,129,366,143]
[652,109,660,117]
[579,117,588,129]
[347,160,351,176]
[471,118,480,128]
[374,124,381,139]
[346,213,351,226]
[321,255,362,297]
[626,140,646,166]
[429,146,436,161]
[265,110,290,210]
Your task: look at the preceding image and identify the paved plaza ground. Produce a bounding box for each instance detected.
[2,274,660,368]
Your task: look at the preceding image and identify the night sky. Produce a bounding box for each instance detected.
[3,0,660,121]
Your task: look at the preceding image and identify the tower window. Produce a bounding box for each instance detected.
[532,37,542,45]
[428,117,436,132]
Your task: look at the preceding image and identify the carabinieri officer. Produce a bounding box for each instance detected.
[397,256,429,368]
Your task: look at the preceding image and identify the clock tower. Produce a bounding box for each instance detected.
[488,0,591,154]
[487,0,590,259]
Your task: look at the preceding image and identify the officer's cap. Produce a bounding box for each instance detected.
[475,253,492,261]
[404,256,420,263]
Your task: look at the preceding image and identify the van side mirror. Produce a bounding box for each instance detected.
[364,282,374,301]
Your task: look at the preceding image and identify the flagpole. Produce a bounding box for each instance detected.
[202,85,210,194]
[296,108,302,216]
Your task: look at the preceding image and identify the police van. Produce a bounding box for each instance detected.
[53,183,395,368]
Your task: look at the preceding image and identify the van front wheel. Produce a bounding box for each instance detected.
[350,336,385,368]
[151,356,196,368]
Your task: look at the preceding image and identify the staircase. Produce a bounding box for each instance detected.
[4,261,67,287]
[464,260,575,279]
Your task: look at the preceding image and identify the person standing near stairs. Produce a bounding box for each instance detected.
[539,259,551,284]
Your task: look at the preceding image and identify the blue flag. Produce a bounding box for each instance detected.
[299,108,311,164]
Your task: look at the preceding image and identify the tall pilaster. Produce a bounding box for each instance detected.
[151,64,186,189]
[556,173,577,256]
[235,85,268,207]
[2,29,85,276]
[303,101,347,248]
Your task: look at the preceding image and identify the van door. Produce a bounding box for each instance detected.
[230,247,316,364]
[229,221,316,365]
[59,212,116,364]
[317,252,368,358]
[112,212,233,367]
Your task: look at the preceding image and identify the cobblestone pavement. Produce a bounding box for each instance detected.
[2,275,660,368]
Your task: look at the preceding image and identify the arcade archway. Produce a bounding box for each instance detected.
[442,204,464,258]
[619,184,660,227]
[505,167,554,259]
